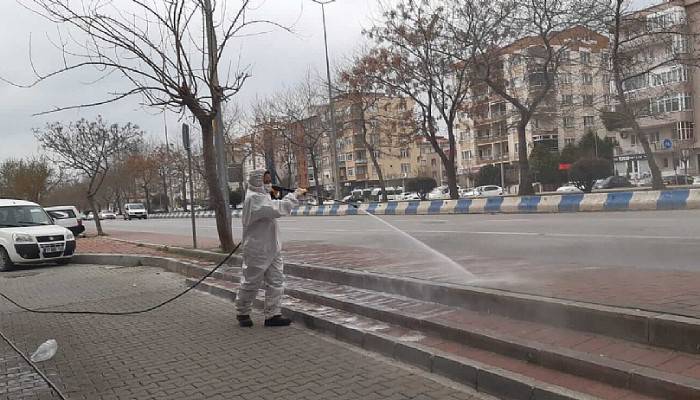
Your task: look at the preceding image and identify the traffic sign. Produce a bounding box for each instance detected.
[663,139,673,149]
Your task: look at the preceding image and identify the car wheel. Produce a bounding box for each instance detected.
[0,247,14,272]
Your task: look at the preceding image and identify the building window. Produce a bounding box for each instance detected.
[431,159,437,167]
[650,93,693,114]
[558,73,572,85]
[583,116,595,128]
[564,138,576,146]
[623,73,648,92]
[674,121,694,140]
[462,150,472,160]
[346,153,353,161]
[563,117,574,128]
[561,94,573,105]
[582,73,593,85]
[631,134,637,145]
[663,158,669,168]
[373,150,381,159]
[400,148,410,158]
[583,95,594,106]
[560,51,571,63]
[580,51,591,64]
[650,132,660,143]
[651,67,688,87]
[338,154,345,161]
[348,168,354,176]
[400,163,411,174]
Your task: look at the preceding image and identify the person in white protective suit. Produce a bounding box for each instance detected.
[235,169,306,327]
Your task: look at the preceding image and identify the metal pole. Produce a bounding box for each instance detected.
[314,0,341,199]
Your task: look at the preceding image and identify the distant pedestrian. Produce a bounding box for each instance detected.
[235,169,306,327]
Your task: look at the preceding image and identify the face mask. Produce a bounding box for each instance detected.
[264,183,273,193]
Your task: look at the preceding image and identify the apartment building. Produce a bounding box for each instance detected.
[330,93,417,192]
[611,0,700,179]
[456,26,613,187]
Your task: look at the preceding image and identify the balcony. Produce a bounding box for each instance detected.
[355,173,368,180]
[475,134,508,144]
[476,153,510,164]
[354,159,368,165]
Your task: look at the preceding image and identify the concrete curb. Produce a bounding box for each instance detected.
[188,277,597,400]
[149,189,700,219]
[73,251,700,399]
[90,241,700,355]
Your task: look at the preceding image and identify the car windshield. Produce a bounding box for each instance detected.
[48,209,76,219]
[0,205,53,227]
[127,204,145,210]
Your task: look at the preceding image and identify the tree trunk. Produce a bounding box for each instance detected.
[310,153,323,203]
[445,158,459,200]
[638,132,664,190]
[369,150,387,202]
[88,194,104,236]
[144,185,151,212]
[516,122,534,195]
[200,119,235,251]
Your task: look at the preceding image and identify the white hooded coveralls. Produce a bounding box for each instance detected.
[235,169,299,317]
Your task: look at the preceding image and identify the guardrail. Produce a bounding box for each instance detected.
[149,188,699,219]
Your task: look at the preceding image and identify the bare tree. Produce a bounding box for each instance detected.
[603,0,700,189]
[267,76,328,201]
[448,0,607,195]
[14,1,288,250]
[366,0,472,199]
[338,56,415,202]
[35,116,143,235]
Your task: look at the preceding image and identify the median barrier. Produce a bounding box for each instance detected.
[149,188,700,219]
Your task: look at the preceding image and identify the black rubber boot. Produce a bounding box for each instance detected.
[264,315,292,327]
[237,315,253,328]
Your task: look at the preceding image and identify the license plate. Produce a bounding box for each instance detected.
[41,244,64,254]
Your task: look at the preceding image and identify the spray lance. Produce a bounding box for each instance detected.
[272,185,359,208]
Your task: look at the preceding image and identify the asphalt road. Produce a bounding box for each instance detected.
[94,210,700,273]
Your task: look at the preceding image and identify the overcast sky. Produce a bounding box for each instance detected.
[0,0,384,161]
[0,0,660,162]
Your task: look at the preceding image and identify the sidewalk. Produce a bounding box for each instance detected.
[86,234,700,319]
[0,247,488,400]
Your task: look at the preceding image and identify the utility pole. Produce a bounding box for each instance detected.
[313,0,341,199]
[203,0,232,235]
[183,124,198,249]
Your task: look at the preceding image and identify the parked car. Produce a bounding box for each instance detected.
[0,199,76,271]
[475,185,504,197]
[556,183,583,193]
[45,206,85,236]
[83,211,95,220]
[692,176,700,186]
[597,176,633,189]
[593,179,607,190]
[99,210,117,220]
[662,175,694,185]
[427,186,451,200]
[401,192,422,201]
[123,203,148,220]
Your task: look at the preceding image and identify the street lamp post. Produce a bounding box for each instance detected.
[312,0,341,198]
[681,147,691,184]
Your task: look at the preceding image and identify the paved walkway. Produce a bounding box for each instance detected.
[0,254,489,400]
[88,232,700,319]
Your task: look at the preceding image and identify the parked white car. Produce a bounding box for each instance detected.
[45,206,85,236]
[0,199,75,271]
[401,192,422,201]
[463,185,504,198]
[427,186,454,200]
[123,203,148,220]
[693,176,700,186]
[556,183,583,193]
[99,210,117,220]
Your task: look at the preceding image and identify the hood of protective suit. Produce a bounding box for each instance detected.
[247,169,268,194]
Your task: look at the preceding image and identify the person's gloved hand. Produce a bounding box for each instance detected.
[294,188,308,197]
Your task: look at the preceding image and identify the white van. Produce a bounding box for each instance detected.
[0,199,75,271]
